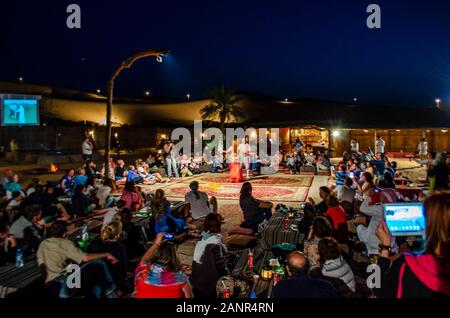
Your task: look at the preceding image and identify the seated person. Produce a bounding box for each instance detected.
[190,155,202,175]
[10,204,45,256]
[120,208,147,259]
[5,190,23,222]
[71,185,96,218]
[308,186,331,216]
[239,182,273,232]
[58,169,75,195]
[114,160,127,181]
[120,182,143,210]
[333,165,349,186]
[371,153,386,177]
[273,251,338,298]
[88,221,128,287]
[0,221,17,266]
[40,184,70,223]
[180,155,193,177]
[356,190,398,256]
[101,199,126,230]
[37,221,118,298]
[134,233,192,298]
[126,165,144,184]
[5,174,24,198]
[334,177,355,205]
[72,168,88,196]
[211,154,225,173]
[184,181,217,220]
[310,237,356,297]
[303,216,333,268]
[317,152,332,171]
[191,213,228,298]
[325,195,348,243]
[151,189,187,234]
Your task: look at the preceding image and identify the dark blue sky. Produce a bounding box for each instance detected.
[1,0,449,107]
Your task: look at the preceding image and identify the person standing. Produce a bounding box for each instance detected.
[9,136,19,165]
[375,136,385,154]
[350,139,359,153]
[82,137,93,161]
[417,138,428,164]
[164,141,179,178]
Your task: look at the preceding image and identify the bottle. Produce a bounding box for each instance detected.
[16,248,24,268]
[81,222,89,242]
[247,249,254,271]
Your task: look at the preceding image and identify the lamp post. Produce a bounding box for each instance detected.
[104,48,169,177]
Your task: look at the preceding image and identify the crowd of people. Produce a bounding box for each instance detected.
[0,136,449,299]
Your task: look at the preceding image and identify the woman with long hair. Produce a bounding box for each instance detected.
[151,189,187,235]
[375,192,450,298]
[185,181,217,220]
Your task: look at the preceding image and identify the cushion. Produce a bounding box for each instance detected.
[224,234,258,248]
[228,225,254,236]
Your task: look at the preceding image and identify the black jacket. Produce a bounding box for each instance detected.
[273,274,339,298]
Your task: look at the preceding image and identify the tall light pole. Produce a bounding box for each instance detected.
[104,48,169,178]
[435,98,441,109]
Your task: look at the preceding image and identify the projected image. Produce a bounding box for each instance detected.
[2,99,39,125]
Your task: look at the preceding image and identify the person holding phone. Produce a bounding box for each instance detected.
[374,192,450,298]
[134,233,192,298]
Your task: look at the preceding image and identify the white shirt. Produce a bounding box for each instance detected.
[82,141,93,155]
[185,191,211,219]
[375,139,385,154]
[418,141,428,156]
[350,141,359,152]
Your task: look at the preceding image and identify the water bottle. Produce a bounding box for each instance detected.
[16,248,24,268]
[81,222,89,242]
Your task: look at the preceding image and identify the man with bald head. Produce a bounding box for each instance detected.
[273,251,338,298]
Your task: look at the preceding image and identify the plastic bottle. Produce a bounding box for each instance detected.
[15,248,24,268]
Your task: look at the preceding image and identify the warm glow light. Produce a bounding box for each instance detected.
[284,98,288,102]
[251,131,257,138]
[186,93,191,100]
[96,89,101,95]
[18,77,23,82]
[332,130,340,137]
[161,134,167,139]
[114,133,119,138]
[145,91,151,96]
[396,130,401,132]
[441,130,448,133]
[89,131,95,136]
[363,130,369,133]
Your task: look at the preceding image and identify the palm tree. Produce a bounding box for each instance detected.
[200,85,244,133]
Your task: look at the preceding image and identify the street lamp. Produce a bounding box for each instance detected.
[435,98,441,109]
[104,48,169,177]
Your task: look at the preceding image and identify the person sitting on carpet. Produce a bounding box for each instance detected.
[239,182,273,232]
[310,237,356,297]
[114,160,127,182]
[273,251,338,298]
[134,233,192,298]
[88,221,128,289]
[325,194,348,243]
[38,221,118,298]
[303,216,333,268]
[151,189,187,235]
[72,168,88,196]
[58,169,75,195]
[180,155,194,177]
[121,182,144,211]
[185,181,217,220]
[308,186,331,216]
[71,185,97,217]
[191,213,228,298]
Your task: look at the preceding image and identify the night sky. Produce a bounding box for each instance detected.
[1,0,450,107]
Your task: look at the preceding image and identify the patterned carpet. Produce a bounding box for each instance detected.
[163,183,310,202]
[139,173,312,203]
[183,174,313,187]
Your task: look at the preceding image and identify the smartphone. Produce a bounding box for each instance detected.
[349,172,355,179]
[383,203,425,237]
[164,233,175,240]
